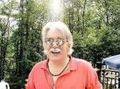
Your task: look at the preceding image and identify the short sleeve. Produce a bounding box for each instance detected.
[26,67,36,89]
[86,63,102,89]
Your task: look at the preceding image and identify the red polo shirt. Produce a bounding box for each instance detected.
[26,57,102,89]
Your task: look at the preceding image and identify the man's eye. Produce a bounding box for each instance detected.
[45,38,53,44]
[47,39,53,42]
[48,38,52,42]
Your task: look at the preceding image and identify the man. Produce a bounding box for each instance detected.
[26,21,102,89]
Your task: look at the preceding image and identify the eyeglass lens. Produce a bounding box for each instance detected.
[45,38,65,46]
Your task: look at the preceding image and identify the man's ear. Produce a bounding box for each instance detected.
[67,42,70,48]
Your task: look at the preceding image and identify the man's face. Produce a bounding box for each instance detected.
[44,29,69,61]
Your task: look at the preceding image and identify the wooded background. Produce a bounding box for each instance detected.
[0,0,120,88]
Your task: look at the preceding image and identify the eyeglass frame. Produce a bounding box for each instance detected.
[45,37,68,47]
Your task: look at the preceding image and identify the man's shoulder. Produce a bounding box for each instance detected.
[32,60,47,70]
[72,57,92,68]
[72,57,91,65]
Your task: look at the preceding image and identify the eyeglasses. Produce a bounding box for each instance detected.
[45,37,66,47]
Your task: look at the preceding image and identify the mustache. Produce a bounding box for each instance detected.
[50,48,61,52]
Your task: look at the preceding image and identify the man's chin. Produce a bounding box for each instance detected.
[49,56,61,61]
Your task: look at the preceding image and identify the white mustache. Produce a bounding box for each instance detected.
[50,48,61,52]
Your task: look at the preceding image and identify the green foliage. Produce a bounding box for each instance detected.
[72,26,108,62]
[64,0,120,65]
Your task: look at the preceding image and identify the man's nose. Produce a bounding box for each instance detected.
[52,41,58,47]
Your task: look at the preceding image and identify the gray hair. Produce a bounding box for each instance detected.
[41,21,74,55]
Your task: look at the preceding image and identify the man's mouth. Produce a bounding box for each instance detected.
[50,48,61,54]
[51,51,60,54]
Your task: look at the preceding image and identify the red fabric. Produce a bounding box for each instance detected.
[26,57,102,89]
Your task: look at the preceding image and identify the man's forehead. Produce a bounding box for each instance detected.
[46,28,65,38]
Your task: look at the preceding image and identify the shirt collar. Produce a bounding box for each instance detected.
[69,57,77,71]
[39,56,77,71]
